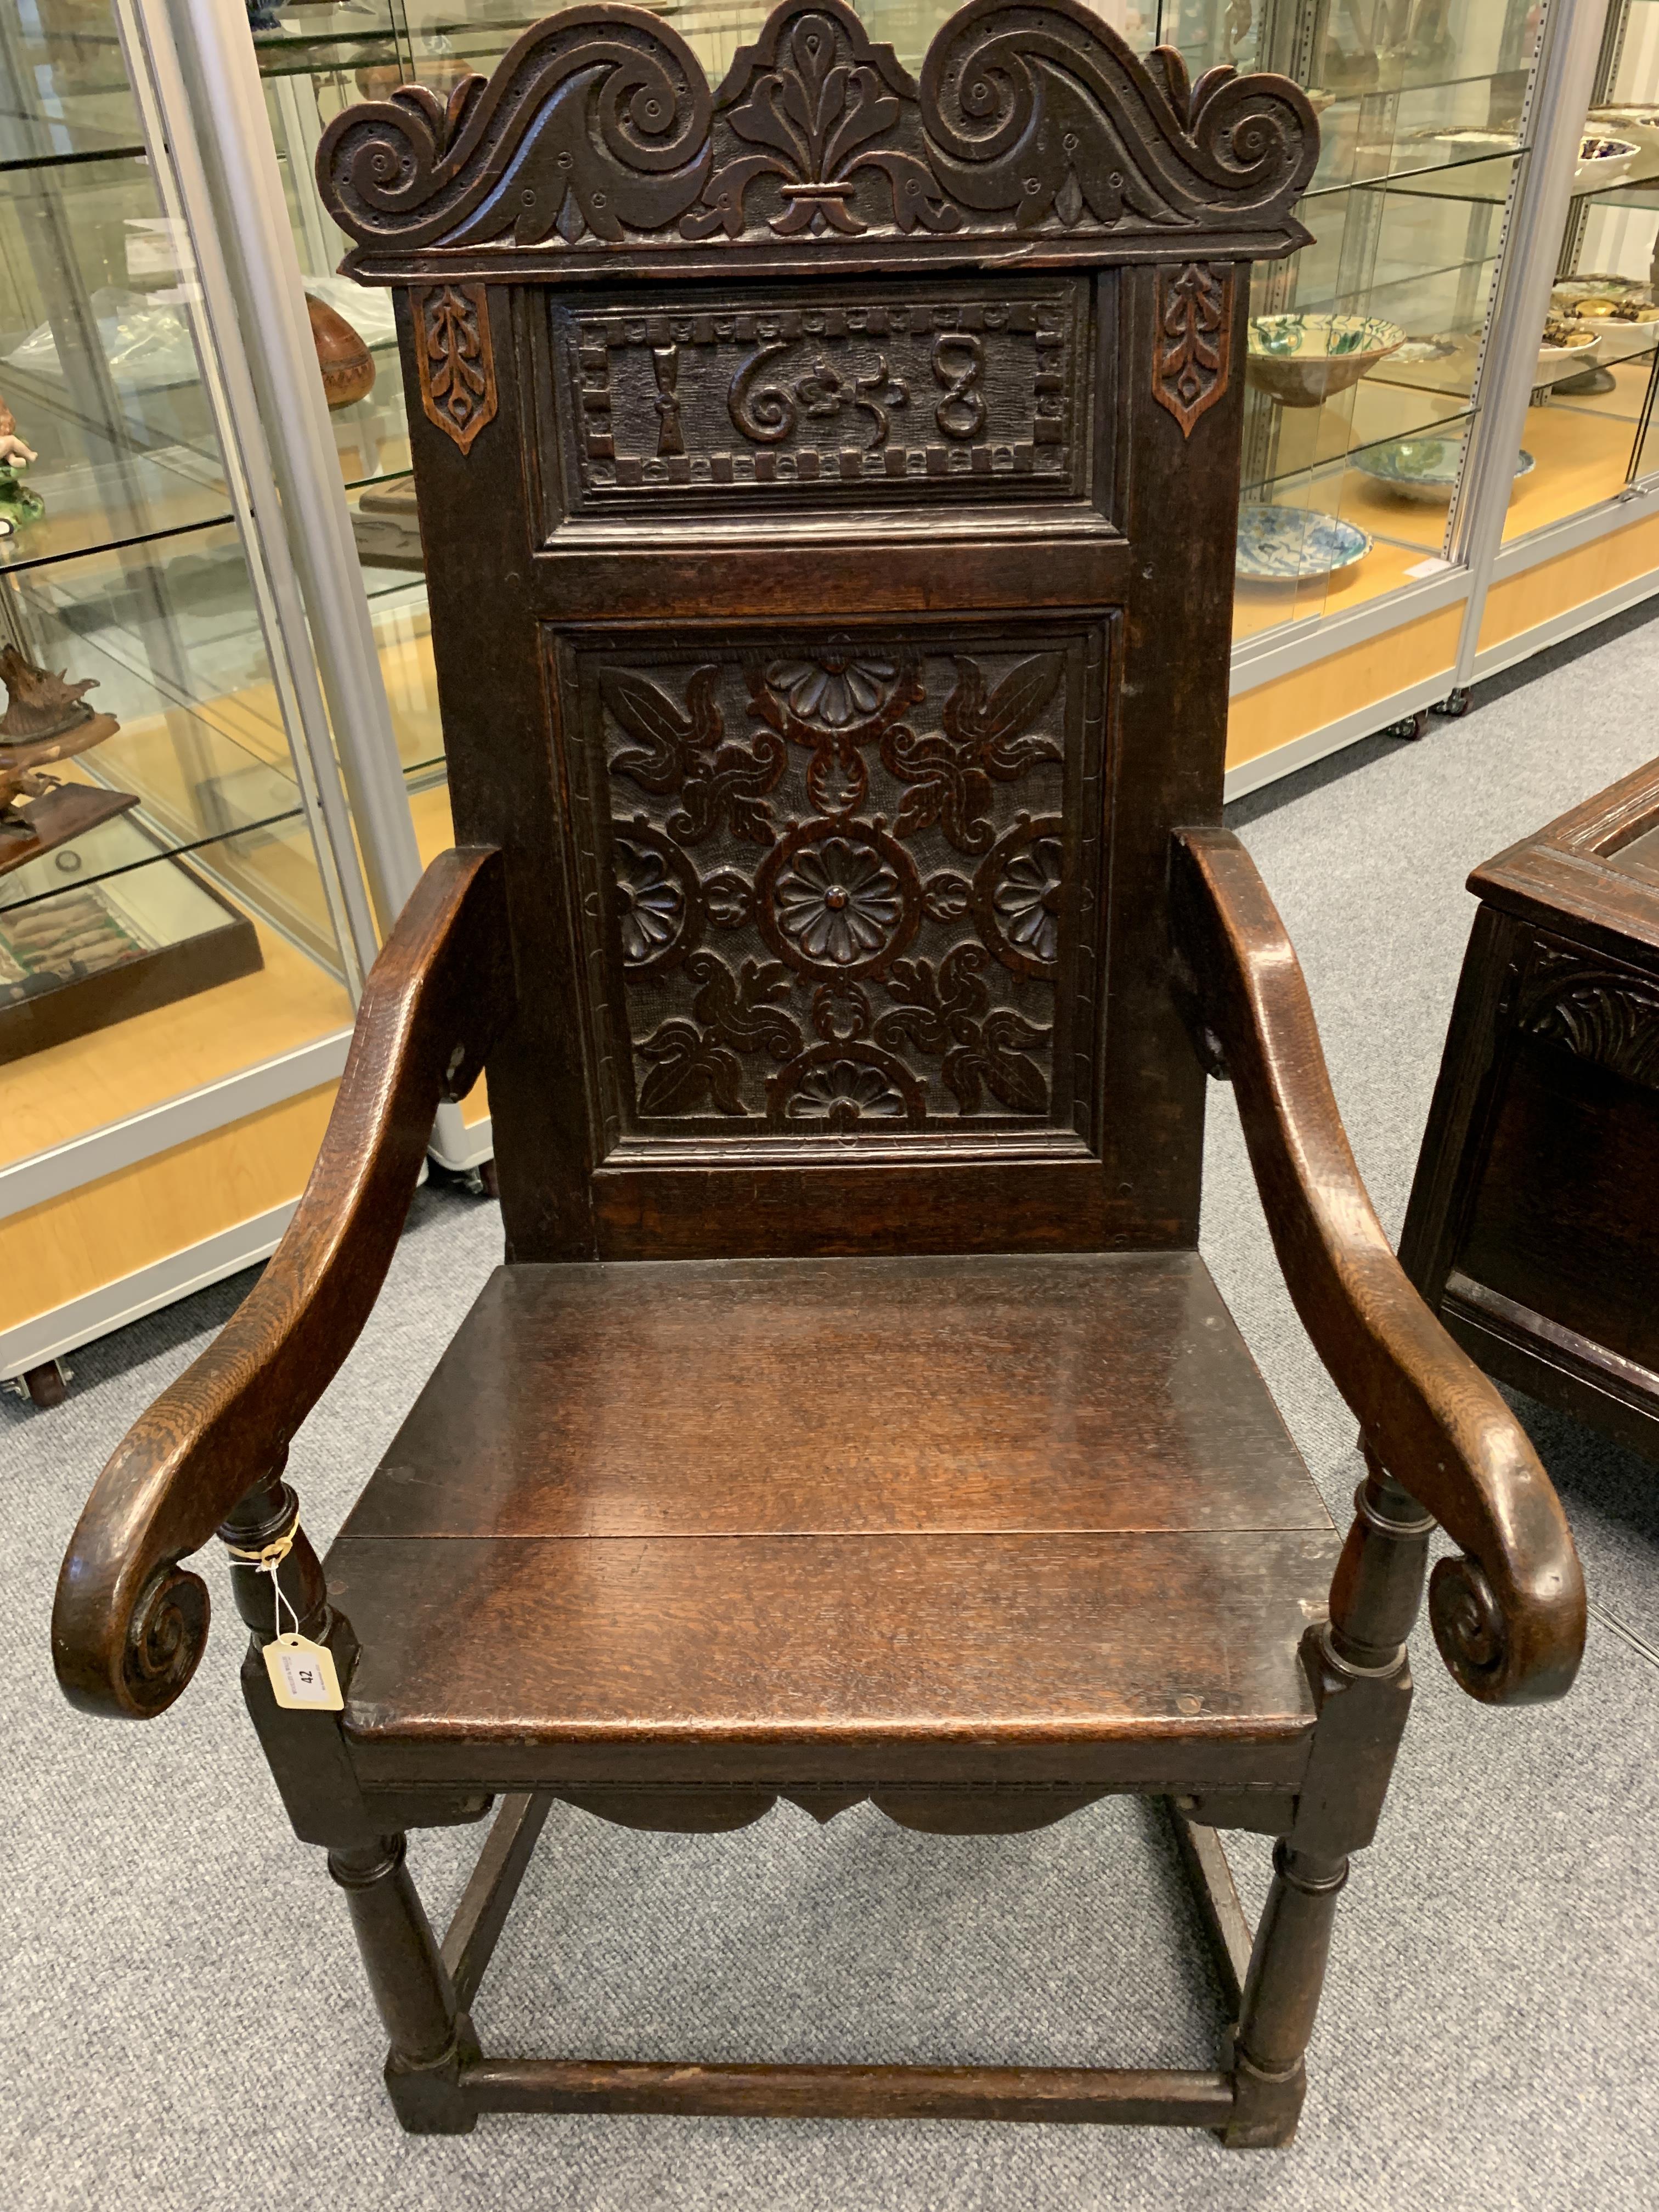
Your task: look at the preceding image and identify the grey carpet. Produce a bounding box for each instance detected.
[7,612,1659,2208]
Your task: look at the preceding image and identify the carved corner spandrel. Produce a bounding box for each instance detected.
[1153,262,1234,438]
[413,281,498,452]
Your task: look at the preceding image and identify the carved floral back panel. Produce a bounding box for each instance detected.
[560,624,1110,1143]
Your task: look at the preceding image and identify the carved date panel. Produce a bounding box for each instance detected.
[552,280,1090,508]
[555,624,1113,1144]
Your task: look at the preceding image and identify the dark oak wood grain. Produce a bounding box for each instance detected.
[53,5,1579,2148]
[461,2058,1237,2124]
[52,847,513,1719]
[1402,752,1659,1470]
[1171,827,1584,1707]
[341,1252,1330,1539]
[329,1527,1335,1783]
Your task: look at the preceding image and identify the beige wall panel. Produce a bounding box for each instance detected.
[1480,508,1659,653]
[3,1087,335,1328]
[1226,605,1464,771]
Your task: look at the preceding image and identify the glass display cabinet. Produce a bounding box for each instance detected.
[0,0,382,1404]
[1469,0,1659,679]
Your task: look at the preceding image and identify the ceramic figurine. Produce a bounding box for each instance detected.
[307,293,375,410]
[0,392,44,531]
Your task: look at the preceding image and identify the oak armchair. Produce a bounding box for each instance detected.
[55,0,1582,2146]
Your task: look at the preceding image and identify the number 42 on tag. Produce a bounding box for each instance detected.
[264,1633,343,1711]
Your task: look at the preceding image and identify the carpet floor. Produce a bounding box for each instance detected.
[6,608,1658,2210]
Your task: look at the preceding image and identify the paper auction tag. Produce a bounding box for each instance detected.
[264,1633,344,1712]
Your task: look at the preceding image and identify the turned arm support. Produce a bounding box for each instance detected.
[53,846,514,1721]
[1171,827,1584,1706]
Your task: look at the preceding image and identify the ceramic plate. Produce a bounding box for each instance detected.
[1353,437,1534,504]
[1235,505,1370,584]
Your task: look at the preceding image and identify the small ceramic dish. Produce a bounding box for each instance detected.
[1536,324,1602,381]
[1554,288,1659,325]
[1589,105,1659,154]
[1235,505,1370,584]
[1353,436,1534,505]
[1574,133,1640,193]
[1245,313,1407,407]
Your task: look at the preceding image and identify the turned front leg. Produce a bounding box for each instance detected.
[1228,1453,1431,2148]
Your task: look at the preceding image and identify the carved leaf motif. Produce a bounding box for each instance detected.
[670,726,787,845]
[603,665,720,792]
[874,946,1047,1114]
[883,726,996,854]
[636,1018,747,1114]
[977,1007,1052,1110]
[1522,952,1659,1091]
[822,66,901,173]
[945,652,1065,759]
[1153,261,1232,437]
[687,949,803,1057]
[883,652,1062,855]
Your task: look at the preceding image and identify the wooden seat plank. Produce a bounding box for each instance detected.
[341,1252,1330,1542]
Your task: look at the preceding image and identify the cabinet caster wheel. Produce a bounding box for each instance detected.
[22,1359,70,1409]
[1385,709,1429,741]
[462,1159,499,1200]
[1432,687,1472,719]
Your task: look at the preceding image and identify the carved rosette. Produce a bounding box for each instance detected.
[583,634,1092,1133]
[758,822,918,976]
[612,817,702,972]
[317,0,1318,269]
[1152,261,1233,437]
[413,281,497,452]
[973,812,1064,977]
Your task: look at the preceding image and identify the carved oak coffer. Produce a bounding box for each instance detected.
[1402,758,1659,1466]
[319,0,1318,1261]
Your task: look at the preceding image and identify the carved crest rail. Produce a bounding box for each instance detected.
[317,0,1318,281]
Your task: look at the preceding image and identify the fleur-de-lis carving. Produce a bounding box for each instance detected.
[683,2,960,241]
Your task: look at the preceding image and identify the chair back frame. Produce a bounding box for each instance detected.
[319,0,1318,1261]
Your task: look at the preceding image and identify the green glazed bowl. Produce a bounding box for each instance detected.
[1246,313,1407,407]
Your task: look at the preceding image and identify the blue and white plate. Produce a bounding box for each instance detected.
[1236,505,1370,584]
[1354,437,1534,504]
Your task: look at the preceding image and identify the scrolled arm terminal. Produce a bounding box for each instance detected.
[52,847,514,1722]
[1171,827,1584,1706]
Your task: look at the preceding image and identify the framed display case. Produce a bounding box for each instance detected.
[1468,0,1659,682]
[0,0,390,1404]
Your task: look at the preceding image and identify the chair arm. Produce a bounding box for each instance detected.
[52,845,514,1722]
[1171,826,1584,1706]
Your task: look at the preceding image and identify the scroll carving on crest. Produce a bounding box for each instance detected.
[317,0,1319,273]
[1153,261,1232,437]
[414,281,497,450]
